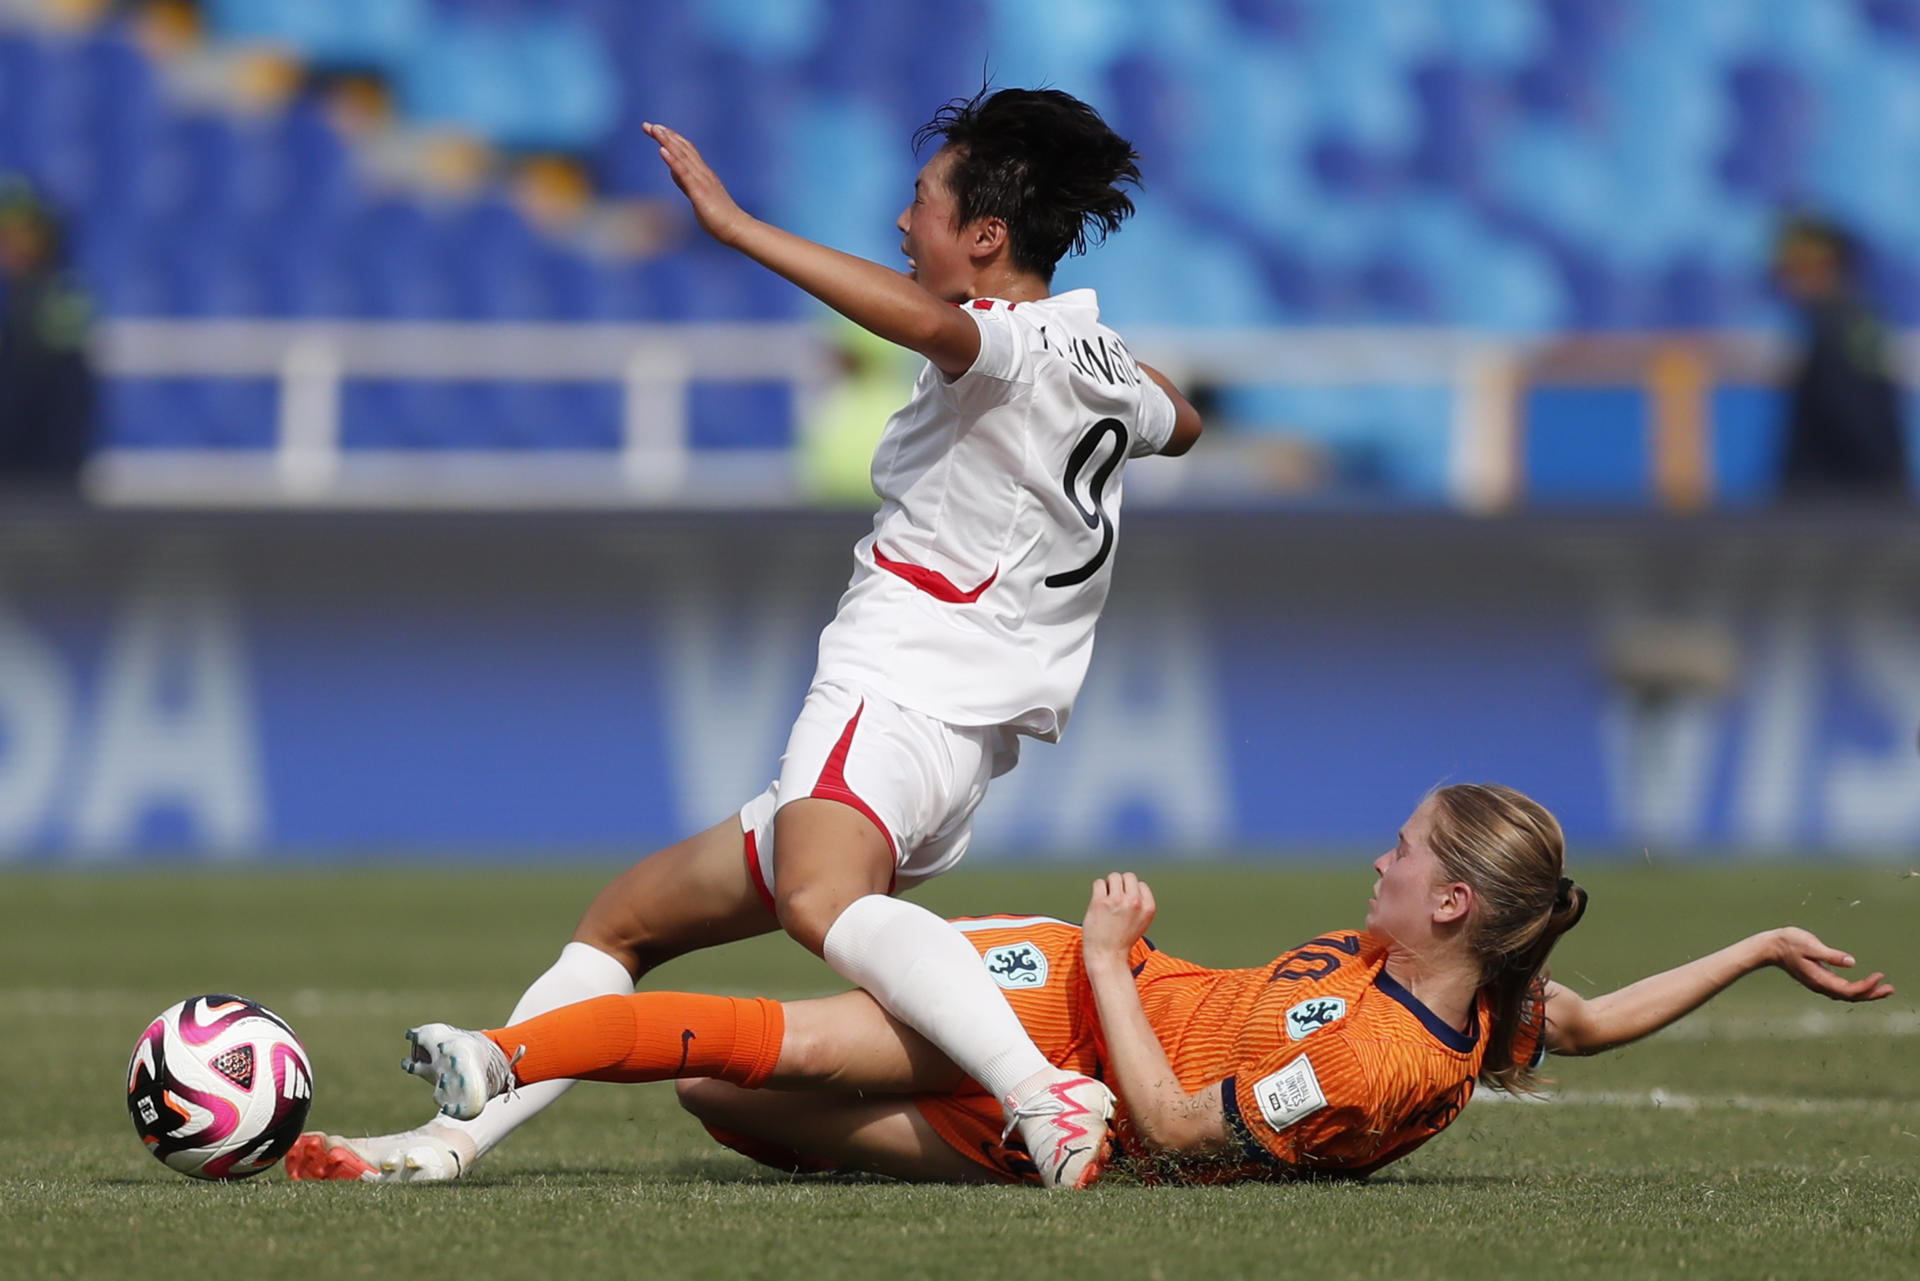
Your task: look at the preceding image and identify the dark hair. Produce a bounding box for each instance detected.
[1425,783,1586,1093]
[911,87,1141,282]
[1778,214,1858,276]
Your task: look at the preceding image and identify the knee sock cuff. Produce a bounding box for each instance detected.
[725,997,785,1090]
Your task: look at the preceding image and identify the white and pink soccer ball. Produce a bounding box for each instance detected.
[126,995,313,1180]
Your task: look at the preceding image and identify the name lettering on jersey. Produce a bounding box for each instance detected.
[1062,334,1144,387]
[983,942,1049,989]
[1285,996,1348,1041]
[1253,1057,1327,1131]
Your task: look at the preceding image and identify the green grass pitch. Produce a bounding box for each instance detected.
[3,862,1916,1280]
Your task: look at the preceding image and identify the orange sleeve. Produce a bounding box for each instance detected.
[1219,1033,1382,1175]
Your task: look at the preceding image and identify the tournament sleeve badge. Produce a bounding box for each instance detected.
[1252,1056,1328,1131]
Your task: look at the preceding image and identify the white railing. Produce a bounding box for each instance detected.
[88,321,834,508]
[87,319,1830,511]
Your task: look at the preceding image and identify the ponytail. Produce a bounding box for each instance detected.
[1425,784,1583,1093]
[1480,879,1586,1092]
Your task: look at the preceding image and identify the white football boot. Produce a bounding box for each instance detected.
[402,1022,523,1122]
[1002,1069,1117,1190]
[285,1127,473,1183]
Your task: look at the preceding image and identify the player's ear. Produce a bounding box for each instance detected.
[968,216,1009,263]
[1432,880,1473,927]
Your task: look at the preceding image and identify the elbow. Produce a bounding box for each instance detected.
[1549,1024,1611,1058]
[1159,413,1203,458]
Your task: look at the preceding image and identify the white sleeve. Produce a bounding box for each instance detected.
[1128,379,1178,458]
[951,302,1028,395]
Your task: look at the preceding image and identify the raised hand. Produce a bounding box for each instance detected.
[1767,926,1894,1002]
[642,121,751,246]
[1083,871,1156,959]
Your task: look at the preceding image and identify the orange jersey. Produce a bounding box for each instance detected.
[917,917,1547,1185]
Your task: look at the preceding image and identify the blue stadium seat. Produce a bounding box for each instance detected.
[103,378,277,448]
[344,382,510,449]
[1439,0,1548,69]
[398,12,616,151]
[340,382,424,448]
[500,383,620,449]
[1861,0,1920,45]
[1406,63,1509,187]
[207,0,428,72]
[694,0,827,63]
[98,379,181,447]
[688,381,791,451]
[1719,62,1814,199]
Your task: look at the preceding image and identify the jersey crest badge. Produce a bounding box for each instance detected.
[1253,1057,1327,1131]
[983,942,1048,989]
[1285,996,1347,1041]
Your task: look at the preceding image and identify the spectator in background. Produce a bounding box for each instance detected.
[1772,216,1910,504]
[796,319,916,506]
[0,179,94,491]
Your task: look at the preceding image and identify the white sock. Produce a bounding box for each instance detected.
[821,894,1051,1104]
[420,940,633,1160]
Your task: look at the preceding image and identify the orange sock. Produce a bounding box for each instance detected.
[487,993,785,1089]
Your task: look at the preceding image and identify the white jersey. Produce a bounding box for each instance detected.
[810,288,1177,742]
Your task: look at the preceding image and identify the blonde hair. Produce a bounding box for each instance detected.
[1426,783,1586,1092]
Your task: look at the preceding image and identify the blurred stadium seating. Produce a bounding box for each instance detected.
[3,0,1920,501]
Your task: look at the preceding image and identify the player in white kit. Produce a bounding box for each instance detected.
[290,88,1202,1189]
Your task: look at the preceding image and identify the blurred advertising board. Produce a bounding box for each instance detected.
[0,509,1914,861]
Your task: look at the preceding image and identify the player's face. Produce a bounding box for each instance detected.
[897,147,974,302]
[1365,797,1449,942]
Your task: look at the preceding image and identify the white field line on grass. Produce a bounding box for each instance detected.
[1652,1008,1920,1041]
[1477,1088,1917,1115]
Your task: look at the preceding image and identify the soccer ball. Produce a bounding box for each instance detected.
[126,994,314,1180]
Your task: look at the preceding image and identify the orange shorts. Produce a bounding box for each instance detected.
[911,916,1151,1184]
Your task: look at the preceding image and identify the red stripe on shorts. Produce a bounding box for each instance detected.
[811,701,898,860]
[743,828,775,914]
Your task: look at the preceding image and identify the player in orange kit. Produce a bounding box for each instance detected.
[382,783,1892,1184]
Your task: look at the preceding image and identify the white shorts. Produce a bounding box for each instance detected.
[738,680,1018,909]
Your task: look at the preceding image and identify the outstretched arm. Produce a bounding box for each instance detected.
[644,122,981,377]
[1080,873,1234,1158]
[1543,927,1893,1057]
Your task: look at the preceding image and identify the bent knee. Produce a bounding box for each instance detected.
[774,886,856,956]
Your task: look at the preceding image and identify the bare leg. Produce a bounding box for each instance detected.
[676,1079,999,1183]
[770,990,966,1092]
[767,798,895,954]
[574,816,780,979]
